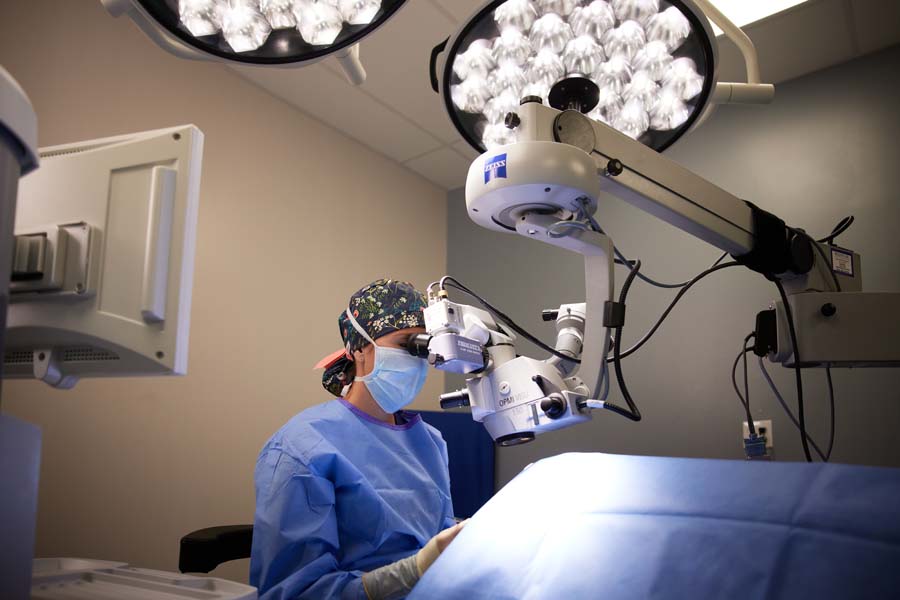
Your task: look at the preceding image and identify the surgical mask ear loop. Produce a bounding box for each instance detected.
[344,308,376,392]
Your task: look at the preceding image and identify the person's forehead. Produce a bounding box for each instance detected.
[383,327,425,337]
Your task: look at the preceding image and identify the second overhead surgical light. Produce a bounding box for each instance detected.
[178,0,383,52]
[445,0,713,151]
[102,0,406,83]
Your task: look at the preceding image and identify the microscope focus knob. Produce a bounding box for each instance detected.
[540,396,566,420]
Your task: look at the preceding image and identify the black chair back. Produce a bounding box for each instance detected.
[179,524,253,573]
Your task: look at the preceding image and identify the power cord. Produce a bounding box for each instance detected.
[579,203,730,290]
[817,215,854,245]
[825,366,836,460]
[731,334,757,437]
[758,357,832,462]
[774,279,814,462]
[602,258,642,421]
[609,262,742,362]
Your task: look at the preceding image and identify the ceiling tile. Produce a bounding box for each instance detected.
[404,146,472,190]
[352,0,461,144]
[231,63,441,162]
[229,0,896,197]
[851,0,900,55]
[429,0,487,23]
[452,139,481,162]
[716,0,855,84]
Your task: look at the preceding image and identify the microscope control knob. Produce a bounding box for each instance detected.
[504,112,521,129]
[821,303,837,317]
[540,396,566,420]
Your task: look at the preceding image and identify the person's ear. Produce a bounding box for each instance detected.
[352,348,365,367]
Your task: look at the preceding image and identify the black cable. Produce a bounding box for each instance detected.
[732,346,756,436]
[731,349,750,411]
[439,277,580,364]
[817,215,854,245]
[825,366,836,462]
[604,258,642,421]
[743,333,756,435]
[743,335,752,423]
[757,357,827,461]
[774,279,814,462]
[615,248,730,289]
[584,209,729,289]
[609,262,742,362]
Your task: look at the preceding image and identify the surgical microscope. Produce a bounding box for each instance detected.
[407,80,900,454]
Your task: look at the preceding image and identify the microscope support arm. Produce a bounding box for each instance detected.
[515,213,614,396]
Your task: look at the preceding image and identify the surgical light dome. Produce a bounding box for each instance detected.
[102,0,405,83]
[432,0,718,152]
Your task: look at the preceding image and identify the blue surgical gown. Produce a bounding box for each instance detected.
[250,398,455,600]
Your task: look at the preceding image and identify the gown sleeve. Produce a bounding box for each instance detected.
[250,448,368,600]
[437,434,458,530]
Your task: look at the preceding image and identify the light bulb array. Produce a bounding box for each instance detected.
[177,0,382,52]
[447,0,709,149]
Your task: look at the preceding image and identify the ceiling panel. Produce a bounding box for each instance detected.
[749,0,856,84]
[452,139,481,161]
[851,0,900,55]
[230,0,900,191]
[404,146,472,190]
[429,0,487,23]
[351,0,460,144]
[232,63,441,162]
[715,0,855,85]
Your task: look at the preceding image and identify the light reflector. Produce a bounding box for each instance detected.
[437,0,716,152]
[129,0,405,64]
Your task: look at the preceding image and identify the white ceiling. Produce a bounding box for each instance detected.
[232,0,900,191]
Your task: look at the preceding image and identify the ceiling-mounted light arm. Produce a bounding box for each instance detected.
[692,0,775,105]
[333,44,367,85]
[101,0,207,61]
[694,0,761,82]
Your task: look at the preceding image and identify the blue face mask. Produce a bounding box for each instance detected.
[357,345,428,414]
[346,309,428,413]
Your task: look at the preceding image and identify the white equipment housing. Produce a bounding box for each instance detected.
[4,125,203,388]
[430,97,900,445]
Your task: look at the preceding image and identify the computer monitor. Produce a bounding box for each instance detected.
[3,125,203,388]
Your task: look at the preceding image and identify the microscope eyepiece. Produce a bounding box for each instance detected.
[406,334,432,359]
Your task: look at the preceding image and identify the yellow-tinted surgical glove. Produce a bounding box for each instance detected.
[362,521,467,600]
[415,520,466,576]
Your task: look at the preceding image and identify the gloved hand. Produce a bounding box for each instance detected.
[415,520,466,576]
[362,521,467,600]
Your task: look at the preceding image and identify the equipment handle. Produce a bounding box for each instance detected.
[140,165,176,324]
[429,37,449,93]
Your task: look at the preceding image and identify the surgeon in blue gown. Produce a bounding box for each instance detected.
[250,279,464,600]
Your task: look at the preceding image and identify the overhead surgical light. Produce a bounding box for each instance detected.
[430,0,774,152]
[101,0,406,84]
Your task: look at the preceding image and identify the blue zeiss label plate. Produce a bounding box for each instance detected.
[484,153,507,184]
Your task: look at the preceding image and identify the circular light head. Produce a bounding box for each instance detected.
[132,0,405,65]
[439,0,716,152]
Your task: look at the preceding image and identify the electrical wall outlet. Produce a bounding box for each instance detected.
[743,419,773,449]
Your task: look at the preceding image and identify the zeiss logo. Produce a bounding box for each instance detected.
[484,153,507,184]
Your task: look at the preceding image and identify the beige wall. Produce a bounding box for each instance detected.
[0,0,447,583]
